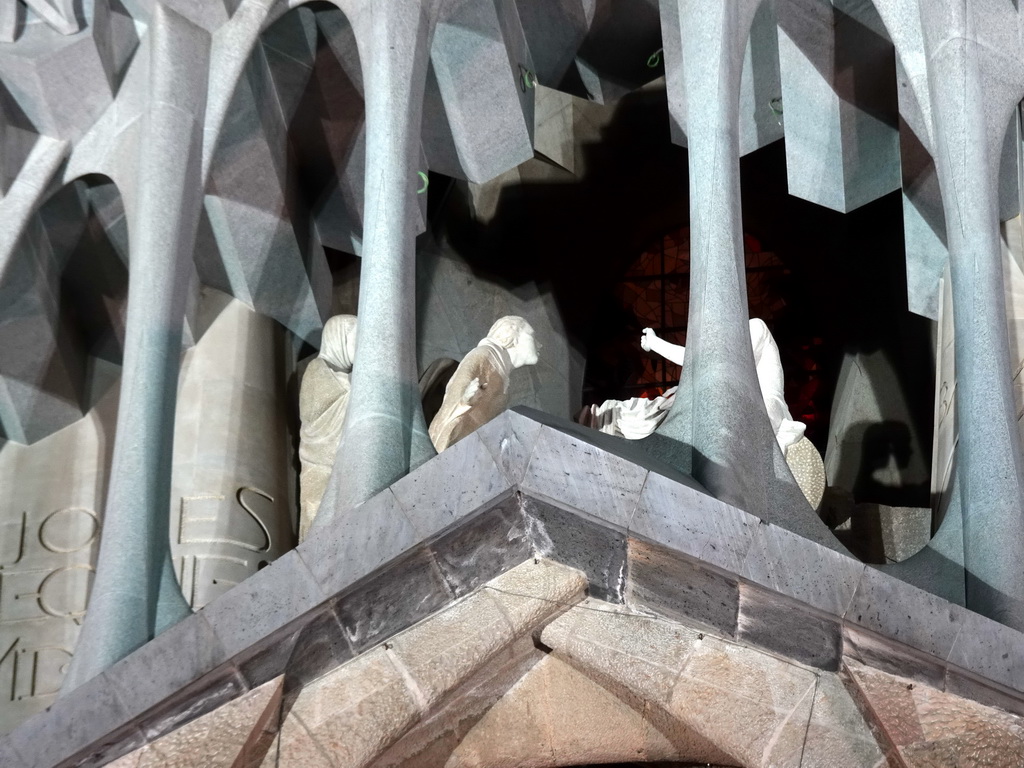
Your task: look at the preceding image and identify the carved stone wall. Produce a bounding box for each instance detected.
[0,376,117,731]
[170,288,296,611]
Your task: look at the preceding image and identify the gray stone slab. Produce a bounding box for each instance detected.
[845,565,965,661]
[520,424,649,531]
[8,670,130,768]
[200,549,327,659]
[298,487,419,600]
[630,470,758,575]
[738,584,841,670]
[475,409,543,485]
[389,431,511,541]
[335,547,454,653]
[104,612,229,721]
[524,495,627,602]
[136,667,246,742]
[947,608,1024,695]
[238,606,354,693]
[741,522,864,617]
[430,494,532,598]
[627,537,739,638]
[0,738,27,768]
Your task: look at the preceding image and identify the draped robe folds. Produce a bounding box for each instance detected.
[298,316,356,540]
[429,340,513,451]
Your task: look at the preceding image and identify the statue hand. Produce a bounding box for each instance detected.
[640,327,657,352]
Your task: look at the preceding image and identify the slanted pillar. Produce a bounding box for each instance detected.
[62,6,210,692]
[652,0,828,543]
[921,6,1024,628]
[315,0,437,523]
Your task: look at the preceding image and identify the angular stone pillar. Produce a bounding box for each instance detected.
[650,0,831,546]
[920,5,1024,628]
[316,0,438,522]
[62,6,211,692]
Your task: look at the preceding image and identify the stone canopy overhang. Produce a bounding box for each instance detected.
[5,409,1024,767]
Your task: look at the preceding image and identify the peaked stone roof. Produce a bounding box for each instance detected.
[4,409,1024,767]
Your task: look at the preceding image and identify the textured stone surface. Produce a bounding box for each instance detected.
[848,659,1024,766]
[630,468,758,574]
[389,590,513,707]
[629,537,739,637]
[108,676,283,768]
[846,566,966,661]
[334,547,453,653]
[737,584,842,670]
[276,648,421,768]
[741,521,864,617]
[524,495,627,601]
[389,431,510,541]
[429,493,532,597]
[474,409,544,485]
[520,424,649,530]
[201,550,326,659]
[298,488,419,599]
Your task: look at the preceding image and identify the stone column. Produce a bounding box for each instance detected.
[652,0,825,543]
[315,0,437,524]
[62,6,211,692]
[921,10,1024,627]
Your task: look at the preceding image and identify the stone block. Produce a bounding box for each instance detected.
[630,469,758,575]
[335,547,453,653]
[201,550,326,659]
[741,521,864,617]
[136,669,248,743]
[628,537,739,637]
[524,495,627,601]
[298,488,419,600]
[430,494,532,597]
[277,648,420,768]
[237,607,353,693]
[668,634,818,768]
[389,431,510,542]
[520,424,649,530]
[390,590,514,707]
[738,584,842,670]
[846,566,965,661]
[799,672,888,768]
[484,557,587,631]
[541,599,695,707]
[947,607,1024,696]
[105,612,229,721]
[842,624,947,691]
[7,670,131,768]
[474,409,543,485]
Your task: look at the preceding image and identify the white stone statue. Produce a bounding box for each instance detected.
[298,314,357,541]
[429,316,539,451]
[640,319,806,453]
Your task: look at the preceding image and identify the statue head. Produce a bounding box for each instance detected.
[485,315,539,368]
[320,315,358,373]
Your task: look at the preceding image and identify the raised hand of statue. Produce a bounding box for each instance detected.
[640,327,658,352]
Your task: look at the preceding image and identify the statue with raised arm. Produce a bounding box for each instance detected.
[298,314,357,540]
[429,316,539,451]
[641,319,807,453]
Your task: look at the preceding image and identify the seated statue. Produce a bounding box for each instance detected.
[639,319,806,453]
[429,316,539,451]
[298,315,357,541]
